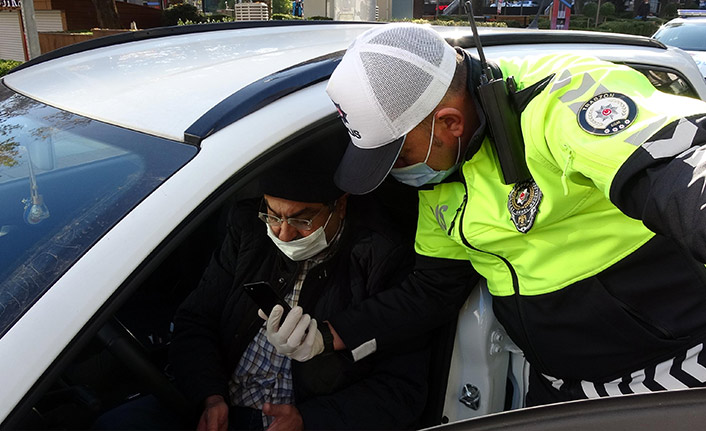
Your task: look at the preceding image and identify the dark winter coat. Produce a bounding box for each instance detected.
[169,197,429,430]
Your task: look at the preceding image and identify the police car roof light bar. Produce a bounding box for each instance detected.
[677,9,706,17]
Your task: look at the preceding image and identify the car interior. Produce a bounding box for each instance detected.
[6,117,465,430]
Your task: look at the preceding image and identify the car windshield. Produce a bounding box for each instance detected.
[654,22,706,51]
[0,84,197,336]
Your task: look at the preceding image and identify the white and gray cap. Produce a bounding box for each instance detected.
[326,23,458,194]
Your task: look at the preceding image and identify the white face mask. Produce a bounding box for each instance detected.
[390,116,461,187]
[266,211,333,261]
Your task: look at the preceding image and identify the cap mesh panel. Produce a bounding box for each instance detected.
[361,52,433,122]
[369,26,446,67]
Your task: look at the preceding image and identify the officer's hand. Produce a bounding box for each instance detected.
[197,395,228,431]
[262,305,324,362]
[263,402,303,431]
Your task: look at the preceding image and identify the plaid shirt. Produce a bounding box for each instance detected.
[229,225,343,428]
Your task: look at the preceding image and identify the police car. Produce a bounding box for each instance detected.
[653,9,706,80]
[2,21,706,430]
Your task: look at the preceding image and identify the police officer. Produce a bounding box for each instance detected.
[263,23,706,406]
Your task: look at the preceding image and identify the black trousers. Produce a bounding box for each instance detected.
[92,394,263,430]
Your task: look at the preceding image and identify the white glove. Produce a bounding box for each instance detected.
[262,305,324,362]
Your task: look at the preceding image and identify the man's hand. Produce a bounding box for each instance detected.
[197,395,229,431]
[261,305,324,361]
[263,402,303,431]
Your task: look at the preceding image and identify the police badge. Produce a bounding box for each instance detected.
[577,93,637,136]
[508,180,542,233]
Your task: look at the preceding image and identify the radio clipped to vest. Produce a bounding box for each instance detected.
[464,1,530,185]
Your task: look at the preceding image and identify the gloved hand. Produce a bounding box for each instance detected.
[261,305,324,362]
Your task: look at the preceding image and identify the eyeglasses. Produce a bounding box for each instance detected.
[258,202,334,231]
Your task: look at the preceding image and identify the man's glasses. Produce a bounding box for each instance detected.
[258,201,333,231]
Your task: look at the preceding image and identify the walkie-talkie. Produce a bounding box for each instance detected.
[465,1,531,185]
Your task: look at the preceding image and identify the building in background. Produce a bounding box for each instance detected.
[300,0,418,20]
[1,0,162,62]
[3,0,418,63]
[203,0,417,19]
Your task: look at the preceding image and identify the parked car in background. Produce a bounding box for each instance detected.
[653,9,706,79]
[1,22,706,430]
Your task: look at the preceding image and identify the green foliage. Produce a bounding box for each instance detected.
[607,0,624,14]
[583,1,598,18]
[393,17,508,26]
[208,14,230,21]
[178,16,236,25]
[272,13,303,19]
[662,2,678,18]
[0,141,20,168]
[516,10,661,32]
[568,14,591,27]
[532,16,551,28]
[271,14,332,20]
[0,59,22,77]
[402,12,670,35]
[178,13,231,25]
[163,3,203,26]
[416,15,510,27]
[615,11,635,19]
[499,19,525,28]
[596,18,661,35]
[600,1,615,17]
[272,0,291,15]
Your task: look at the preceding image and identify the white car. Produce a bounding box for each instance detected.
[653,9,706,80]
[2,22,706,430]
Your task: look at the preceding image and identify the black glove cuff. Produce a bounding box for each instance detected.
[320,321,334,354]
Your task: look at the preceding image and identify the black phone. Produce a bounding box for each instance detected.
[243,281,291,320]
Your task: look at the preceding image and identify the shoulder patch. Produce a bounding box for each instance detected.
[577,93,637,136]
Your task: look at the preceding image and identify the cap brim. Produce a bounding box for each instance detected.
[334,136,405,195]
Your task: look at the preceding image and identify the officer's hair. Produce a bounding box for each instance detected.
[445,51,468,101]
[418,52,467,132]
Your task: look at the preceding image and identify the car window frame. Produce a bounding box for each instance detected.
[0,113,346,430]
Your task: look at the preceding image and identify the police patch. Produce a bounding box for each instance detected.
[577,93,637,136]
[508,180,542,234]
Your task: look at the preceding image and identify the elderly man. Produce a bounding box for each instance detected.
[168,138,428,431]
[268,22,706,409]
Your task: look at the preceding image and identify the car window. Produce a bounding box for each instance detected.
[654,23,706,52]
[0,84,197,337]
[627,65,700,99]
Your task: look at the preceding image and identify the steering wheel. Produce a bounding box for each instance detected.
[96,317,193,422]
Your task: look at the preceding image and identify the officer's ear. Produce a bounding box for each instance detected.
[434,107,465,142]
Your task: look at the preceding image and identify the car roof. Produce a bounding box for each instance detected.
[2,22,376,142]
[664,16,706,24]
[2,22,700,143]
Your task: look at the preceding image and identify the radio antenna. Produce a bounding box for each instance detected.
[463,1,531,185]
[465,1,494,82]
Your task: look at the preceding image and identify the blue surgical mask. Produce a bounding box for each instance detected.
[391,116,461,187]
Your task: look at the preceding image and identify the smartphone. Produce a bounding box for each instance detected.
[243,281,291,320]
